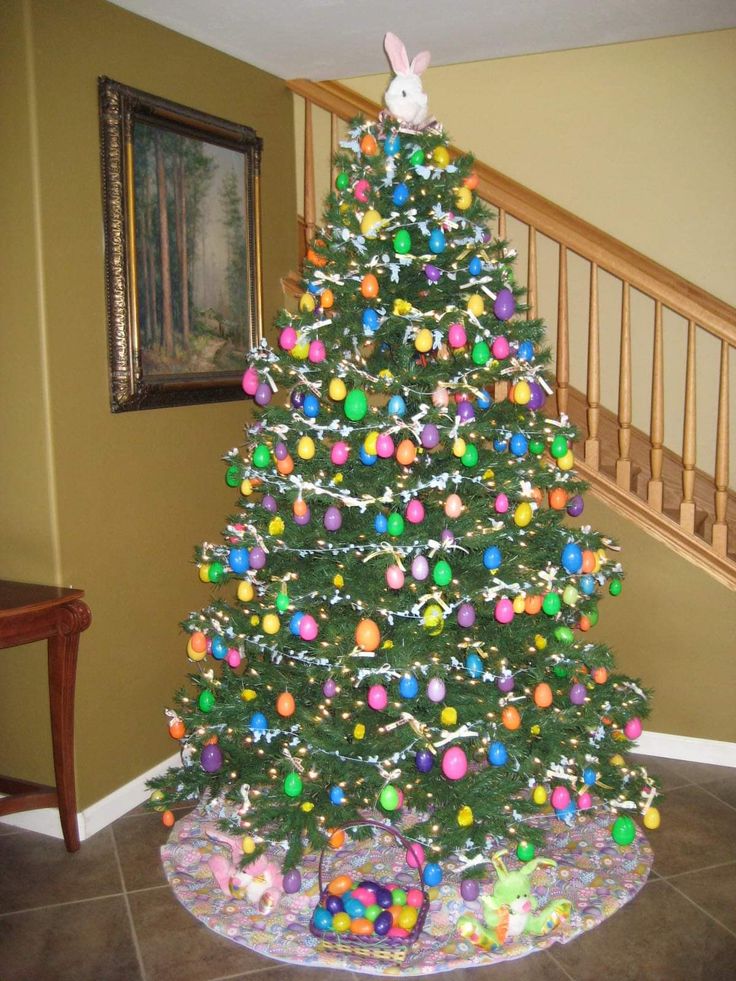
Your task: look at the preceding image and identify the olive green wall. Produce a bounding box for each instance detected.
[0,0,296,809]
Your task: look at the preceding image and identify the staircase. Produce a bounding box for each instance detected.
[286,79,736,588]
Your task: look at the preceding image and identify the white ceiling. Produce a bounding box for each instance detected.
[108,0,736,81]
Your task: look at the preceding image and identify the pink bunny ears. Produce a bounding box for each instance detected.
[384,32,431,76]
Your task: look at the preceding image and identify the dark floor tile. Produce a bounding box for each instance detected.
[630,754,698,792]
[0,826,122,914]
[128,884,274,981]
[650,784,736,877]
[0,894,142,981]
[552,879,736,981]
[667,862,736,936]
[218,966,358,980]
[700,773,736,811]
[113,809,174,891]
[406,949,572,981]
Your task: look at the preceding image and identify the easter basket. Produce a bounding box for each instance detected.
[309,818,430,963]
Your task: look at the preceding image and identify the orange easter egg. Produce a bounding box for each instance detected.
[502,706,521,730]
[396,439,417,466]
[592,666,608,684]
[355,618,380,652]
[277,454,294,476]
[328,828,346,849]
[507,384,516,403]
[189,631,207,654]
[360,133,378,156]
[293,499,308,517]
[361,273,379,298]
[525,594,543,615]
[321,288,334,309]
[464,172,479,190]
[531,486,543,505]
[581,550,596,573]
[534,683,553,708]
[388,905,403,923]
[162,810,175,828]
[276,692,296,717]
[578,615,591,632]
[548,488,568,510]
[350,917,374,936]
[306,240,327,267]
[168,720,185,740]
[328,874,353,896]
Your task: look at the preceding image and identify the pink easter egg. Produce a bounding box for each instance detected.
[624,717,643,740]
[388,926,410,939]
[432,387,449,408]
[396,789,404,808]
[444,494,463,518]
[441,746,468,781]
[406,499,425,524]
[354,179,370,203]
[241,367,259,395]
[298,614,318,641]
[367,684,388,711]
[376,433,395,458]
[279,327,297,351]
[308,340,326,363]
[406,844,425,869]
[492,336,510,360]
[411,556,429,581]
[577,792,592,810]
[331,441,350,466]
[386,565,405,590]
[226,649,241,668]
[494,493,509,514]
[494,598,514,624]
[550,785,571,810]
[406,887,424,907]
[448,323,467,348]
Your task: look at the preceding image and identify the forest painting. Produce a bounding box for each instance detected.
[99,78,262,411]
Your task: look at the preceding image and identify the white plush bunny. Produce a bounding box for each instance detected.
[383,32,431,129]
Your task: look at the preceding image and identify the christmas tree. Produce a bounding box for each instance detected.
[149,40,660,876]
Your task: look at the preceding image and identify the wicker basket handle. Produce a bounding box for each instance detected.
[317,818,426,895]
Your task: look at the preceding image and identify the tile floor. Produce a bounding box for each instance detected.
[1,755,735,981]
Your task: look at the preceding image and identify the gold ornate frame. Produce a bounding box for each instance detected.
[98,77,263,412]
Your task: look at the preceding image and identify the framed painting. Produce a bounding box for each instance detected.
[99,77,263,411]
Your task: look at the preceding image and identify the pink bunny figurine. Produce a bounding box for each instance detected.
[383,32,431,129]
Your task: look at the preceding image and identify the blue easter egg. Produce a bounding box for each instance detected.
[374,514,388,533]
[580,575,596,595]
[517,340,534,361]
[488,741,508,766]
[359,446,377,465]
[329,785,344,805]
[344,898,365,918]
[557,800,577,821]
[211,635,228,660]
[313,907,333,931]
[303,394,320,418]
[249,712,268,733]
[325,895,344,914]
[476,389,492,410]
[362,308,379,334]
[468,256,482,277]
[583,767,597,786]
[307,281,321,294]
[387,395,406,417]
[228,547,250,574]
[399,673,419,698]
[429,229,446,254]
[374,910,393,936]
[483,546,502,570]
[423,863,442,886]
[561,543,583,574]
[289,611,304,636]
[509,433,528,456]
[392,182,410,207]
[384,134,401,156]
[493,438,508,453]
[465,653,483,678]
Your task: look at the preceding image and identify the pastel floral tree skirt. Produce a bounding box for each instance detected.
[162,802,652,976]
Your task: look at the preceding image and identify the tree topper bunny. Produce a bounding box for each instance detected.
[383,32,432,129]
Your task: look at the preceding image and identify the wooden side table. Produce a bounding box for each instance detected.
[0,580,91,851]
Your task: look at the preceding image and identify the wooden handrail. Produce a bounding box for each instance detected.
[287,79,736,346]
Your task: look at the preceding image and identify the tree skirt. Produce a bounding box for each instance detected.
[162,803,652,976]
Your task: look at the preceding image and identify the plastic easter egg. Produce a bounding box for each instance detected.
[398,906,418,931]
[561,543,583,573]
[282,869,302,894]
[388,395,406,416]
[328,875,353,896]
[353,179,371,203]
[494,289,516,321]
[454,186,472,210]
[610,578,623,596]
[488,741,508,766]
[429,229,446,254]
[494,493,509,513]
[467,293,485,317]
[289,612,304,636]
[254,382,273,406]
[432,146,450,168]
[458,604,477,630]
[384,132,401,155]
[612,814,636,846]
[423,604,444,635]
[551,786,571,811]
[262,613,280,635]
[302,394,320,418]
[427,677,446,703]
[514,501,533,528]
[395,439,417,466]
[328,378,347,404]
[441,746,468,781]
[643,807,661,830]
[360,273,379,298]
[201,744,223,772]
[335,171,349,191]
[577,792,592,810]
[362,308,379,335]
[387,513,405,536]
[448,323,467,348]
[534,683,553,708]
[392,181,410,206]
[415,749,434,773]
[494,598,514,624]
[344,897,366,919]
[411,555,429,581]
[284,772,303,797]
[323,678,337,698]
[532,785,548,805]
[330,441,349,467]
[252,444,270,469]
[423,863,443,886]
[414,327,433,352]
[492,335,510,359]
[517,340,534,361]
[344,389,368,421]
[433,560,452,587]
[425,263,442,283]
[462,444,479,468]
[404,499,424,525]
[299,614,318,641]
[325,894,344,915]
[567,494,584,517]
[406,887,425,908]
[393,229,412,254]
[296,436,315,461]
[228,548,250,574]
[443,493,461,519]
[386,564,405,590]
[356,619,380,651]
[360,133,378,156]
[420,423,440,448]
[510,433,528,456]
[376,433,395,458]
[558,449,575,471]
[313,907,333,931]
[374,911,393,936]
[276,691,295,717]
[364,904,381,922]
[624,717,643,740]
[549,487,568,510]
[242,366,259,396]
[409,147,425,166]
[582,767,597,787]
[368,684,388,711]
[375,886,393,909]
[279,326,297,351]
[501,706,521,730]
[361,208,382,236]
[542,592,562,616]
[308,340,326,364]
[398,673,419,699]
[550,435,568,459]
[483,546,502,570]
[198,689,215,713]
[569,682,587,705]
[472,340,491,365]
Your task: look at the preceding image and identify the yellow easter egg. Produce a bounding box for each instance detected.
[457,805,474,827]
[360,209,382,236]
[378,369,394,380]
[512,595,526,614]
[423,604,444,636]
[454,186,472,210]
[441,706,458,726]
[534,634,547,650]
[530,724,541,735]
[333,473,343,484]
[237,580,254,602]
[299,293,316,313]
[467,294,485,317]
[353,723,365,740]
[198,564,211,583]
[393,298,412,316]
[262,613,280,635]
[297,436,316,460]
[186,638,207,661]
[242,836,256,854]
[329,378,347,401]
[514,502,533,527]
[333,573,344,588]
[643,807,661,830]
[514,380,531,405]
[250,615,260,626]
[292,338,309,360]
[433,146,450,169]
[610,754,625,767]
[452,438,466,458]
[558,449,575,471]
[268,517,285,535]
[364,431,379,455]
[149,789,165,811]
[532,785,548,805]
[301,801,315,812]
[415,328,433,353]
[241,688,257,701]
[240,479,253,496]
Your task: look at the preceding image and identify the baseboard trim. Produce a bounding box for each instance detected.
[2,732,735,842]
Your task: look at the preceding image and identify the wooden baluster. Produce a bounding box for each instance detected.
[526,226,537,320]
[304,99,316,249]
[679,321,697,533]
[497,208,506,242]
[556,244,569,417]
[584,262,600,469]
[616,282,632,489]
[647,301,665,511]
[712,340,730,554]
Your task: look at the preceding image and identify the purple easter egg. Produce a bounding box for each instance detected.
[427,677,446,703]
[374,910,393,935]
[497,674,515,694]
[527,381,545,411]
[460,879,480,901]
[570,682,587,705]
[274,442,288,461]
[567,495,584,517]
[283,869,302,894]
[262,494,278,513]
[358,880,381,891]
[457,401,475,422]
[421,424,440,449]
[249,546,266,569]
[325,894,343,913]
[411,555,429,581]
[424,264,442,283]
[494,288,516,321]
[290,389,305,409]
[200,744,223,773]
[415,749,434,773]
[457,603,476,628]
[294,506,311,526]
[441,528,455,544]
[375,887,393,909]
[324,506,343,531]
[255,383,272,406]
[323,679,337,698]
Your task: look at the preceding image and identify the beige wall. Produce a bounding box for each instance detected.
[0,0,296,809]
[339,30,736,480]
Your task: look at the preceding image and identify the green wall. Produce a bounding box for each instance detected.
[0,0,296,809]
